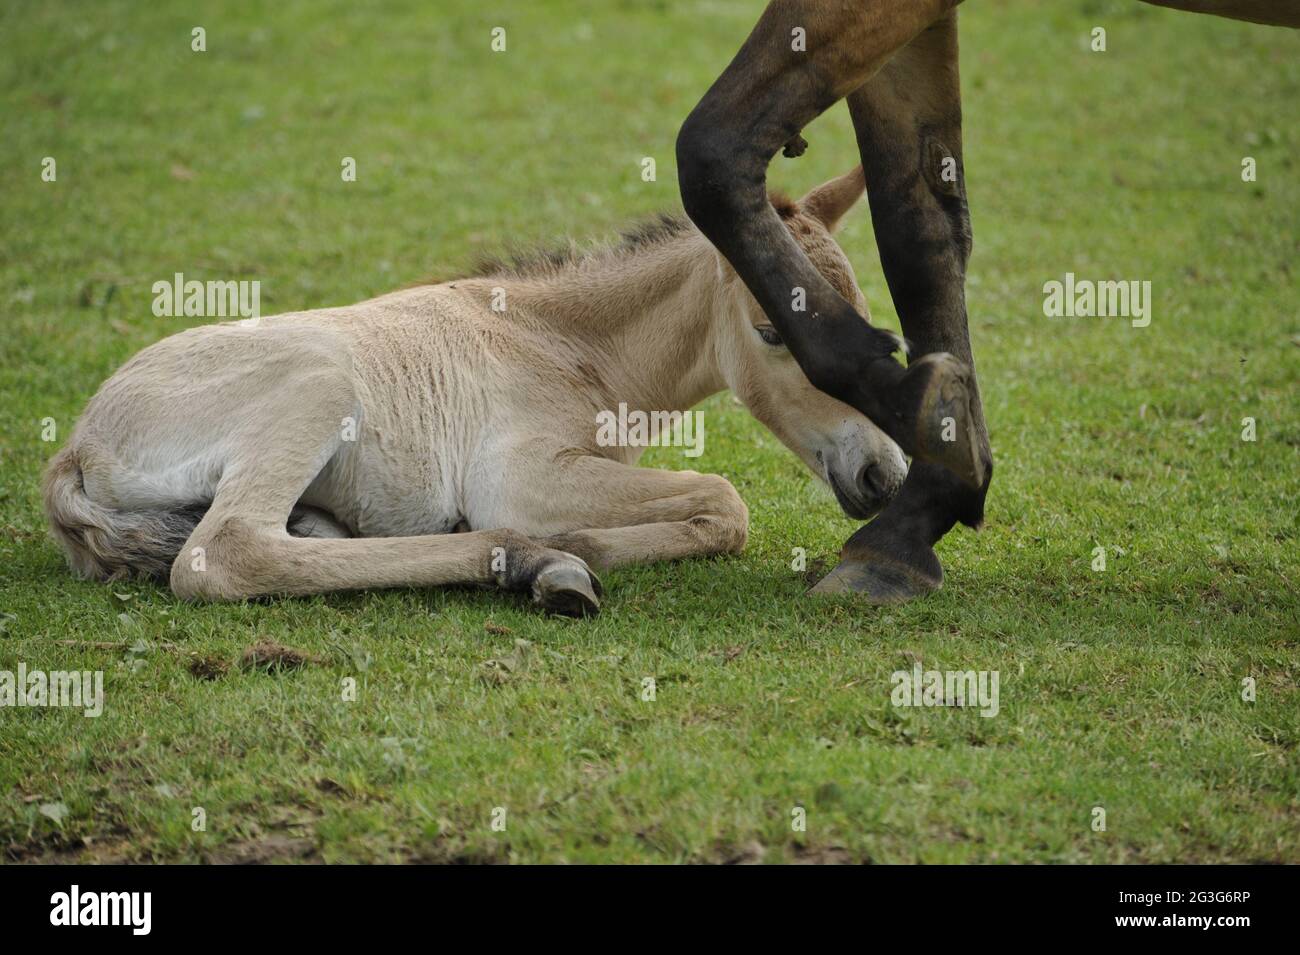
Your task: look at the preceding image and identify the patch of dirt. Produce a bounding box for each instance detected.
[802,556,829,588]
[404,840,511,865]
[206,834,319,864]
[790,843,858,865]
[720,840,767,864]
[706,840,859,864]
[240,639,323,672]
[188,654,230,680]
[5,832,137,865]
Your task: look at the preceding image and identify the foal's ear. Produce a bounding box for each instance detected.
[799,166,866,232]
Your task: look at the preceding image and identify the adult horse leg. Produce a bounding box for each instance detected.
[676,0,985,488]
[1138,0,1300,26]
[813,10,990,600]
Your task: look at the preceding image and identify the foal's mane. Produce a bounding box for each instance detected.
[468,212,693,281]
[463,194,797,282]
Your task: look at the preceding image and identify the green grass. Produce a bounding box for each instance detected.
[1,0,1297,863]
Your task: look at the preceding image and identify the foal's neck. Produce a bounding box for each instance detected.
[500,229,730,414]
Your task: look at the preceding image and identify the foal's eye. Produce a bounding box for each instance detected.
[755,325,783,346]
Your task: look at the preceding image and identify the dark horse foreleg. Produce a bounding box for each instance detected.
[676,0,985,487]
[814,10,987,599]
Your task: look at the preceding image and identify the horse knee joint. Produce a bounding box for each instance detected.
[690,477,748,554]
[676,116,749,230]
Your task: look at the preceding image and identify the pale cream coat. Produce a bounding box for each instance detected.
[44,169,904,614]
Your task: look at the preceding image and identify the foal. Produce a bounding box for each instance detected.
[45,168,916,615]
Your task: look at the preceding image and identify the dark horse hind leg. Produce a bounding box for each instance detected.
[813,10,991,599]
[676,0,985,488]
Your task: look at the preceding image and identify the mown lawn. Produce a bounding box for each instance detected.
[0,0,1296,863]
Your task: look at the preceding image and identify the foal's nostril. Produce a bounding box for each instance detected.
[857,463,890,501]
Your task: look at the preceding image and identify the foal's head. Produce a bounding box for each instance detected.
[713,167,906,520]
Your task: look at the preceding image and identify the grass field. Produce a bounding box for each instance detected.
[1,0,1297,863]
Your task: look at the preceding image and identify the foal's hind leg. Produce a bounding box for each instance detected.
[174,516,602,615]
[813,11,991,602]
[168,392,600,614]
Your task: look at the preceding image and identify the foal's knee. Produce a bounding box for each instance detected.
[687,475,749,555]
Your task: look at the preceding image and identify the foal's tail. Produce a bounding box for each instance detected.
[42,447,205,583]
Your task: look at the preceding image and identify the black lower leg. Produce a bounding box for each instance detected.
[854,10,991,522]
[814,12,991,600]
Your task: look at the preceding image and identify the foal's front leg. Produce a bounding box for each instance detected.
[496,456,750,571]
[676,0,985,488]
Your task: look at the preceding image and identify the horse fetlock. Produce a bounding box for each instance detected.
[489,529,546,590]
[491,532,602,615]
[901,352,985,489]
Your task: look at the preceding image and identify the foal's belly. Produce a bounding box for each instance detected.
[298,408,464,539]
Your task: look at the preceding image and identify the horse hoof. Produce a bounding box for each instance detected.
[807,552,942,604]
[531,557,602,617]
[908,353,986,489]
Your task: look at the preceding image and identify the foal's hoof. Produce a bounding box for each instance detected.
[905,353,986,490]
[532,557,602,618]
[808,553,941,604]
